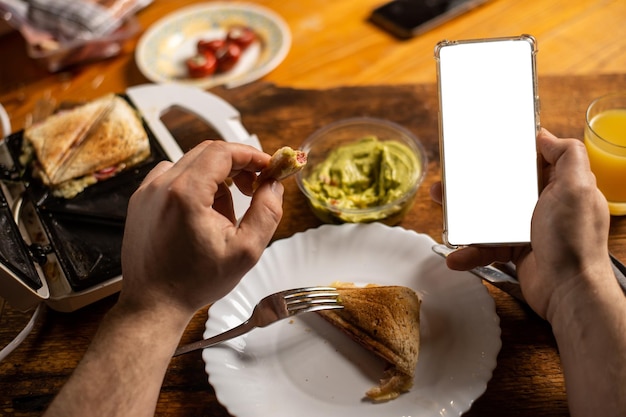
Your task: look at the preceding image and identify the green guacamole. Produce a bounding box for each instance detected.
[302,136,421,222]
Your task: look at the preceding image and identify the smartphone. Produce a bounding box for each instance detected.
[369,0,490,39]
[434,35,540,247]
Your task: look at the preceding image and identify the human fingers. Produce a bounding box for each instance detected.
[139,160,174,188]
[534,128,604,221]
[237,180,284,261]
[445,245,527,271]
[154,141,270,189]
[429,133,566,203]
[212,182,236,223]
[231,170,258,197]
[161,141,270,210]
[532,128,609,264]
[536,128,605,216]
[134,141,214,195]
[537,128,591,173]
[212,170,271,222]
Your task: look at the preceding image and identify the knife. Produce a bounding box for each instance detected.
[432,244,526,303]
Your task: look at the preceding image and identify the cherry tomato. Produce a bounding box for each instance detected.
[215,42,242,73]
[226,25,256,49]
[197,38,226,55]
[185,52,217,78]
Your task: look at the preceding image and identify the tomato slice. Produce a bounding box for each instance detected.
[226,25,256,50]
[94,166,118,180]
[215,42,242,73]
[185,53,217,78]
[197,38,226,55]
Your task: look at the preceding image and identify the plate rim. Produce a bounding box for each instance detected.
[202,223,501,417]
[135,2,291,88]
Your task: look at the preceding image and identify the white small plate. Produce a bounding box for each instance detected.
[135,3,290,88]
[203,223,501,417]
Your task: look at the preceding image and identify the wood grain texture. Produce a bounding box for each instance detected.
[2,74,624,417]
[1,0,625,131]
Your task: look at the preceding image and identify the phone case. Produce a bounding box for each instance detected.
[434,35,541,247]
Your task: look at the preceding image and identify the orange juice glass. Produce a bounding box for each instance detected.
[584,92,626,215]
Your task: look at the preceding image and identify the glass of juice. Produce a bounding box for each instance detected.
[584,92,626,215]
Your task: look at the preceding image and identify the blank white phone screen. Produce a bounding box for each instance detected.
[437,38,539,246]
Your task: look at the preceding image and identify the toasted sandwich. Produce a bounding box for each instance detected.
[316,283,421,402]
[23,94,150,198]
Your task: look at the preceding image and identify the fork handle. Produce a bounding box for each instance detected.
[173,320,255,356]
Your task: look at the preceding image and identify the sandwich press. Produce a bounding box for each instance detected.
[0,84,261,312]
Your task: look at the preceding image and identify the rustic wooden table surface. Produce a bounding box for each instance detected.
[0,0,625,416]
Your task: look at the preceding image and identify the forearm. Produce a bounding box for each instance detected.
[549,268,626,417]
[43,302,191,417]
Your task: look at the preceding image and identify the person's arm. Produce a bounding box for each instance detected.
[434,129,626,416]
[533,130,626,416]
[549,262,626,417]
[42,302,189,417]
[43,141,284,417]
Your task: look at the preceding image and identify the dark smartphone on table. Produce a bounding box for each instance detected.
[434,35,541,247]
[369,0,490,39]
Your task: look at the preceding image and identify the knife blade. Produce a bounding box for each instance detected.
[432,244,526,303]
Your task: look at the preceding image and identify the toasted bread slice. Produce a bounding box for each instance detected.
[316,283,421,402]
[52,96,150,185]
[24,94,116,183]
[23,94,150,198]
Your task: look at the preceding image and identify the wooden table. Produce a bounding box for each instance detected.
[1,73,625,417]
[1,0,626,416]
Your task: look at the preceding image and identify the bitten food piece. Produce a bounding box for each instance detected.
[255,146,307,188]
[316,283,421,402]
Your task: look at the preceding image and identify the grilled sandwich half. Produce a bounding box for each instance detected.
[23,94,150,198]
[317,283,421,402]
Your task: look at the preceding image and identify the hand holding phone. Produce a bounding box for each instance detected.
[435,35,541,247]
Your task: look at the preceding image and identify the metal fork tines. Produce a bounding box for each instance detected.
[173,286,343,356]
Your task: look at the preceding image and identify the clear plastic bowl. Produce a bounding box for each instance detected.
[296,117,427,225]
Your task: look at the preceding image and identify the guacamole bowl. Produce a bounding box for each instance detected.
[296,117,427,225]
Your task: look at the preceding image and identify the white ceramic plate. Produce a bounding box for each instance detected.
[135,3,290,88]
[203,223,501,417]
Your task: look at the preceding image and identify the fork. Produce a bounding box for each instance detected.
[173,286,343,356]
